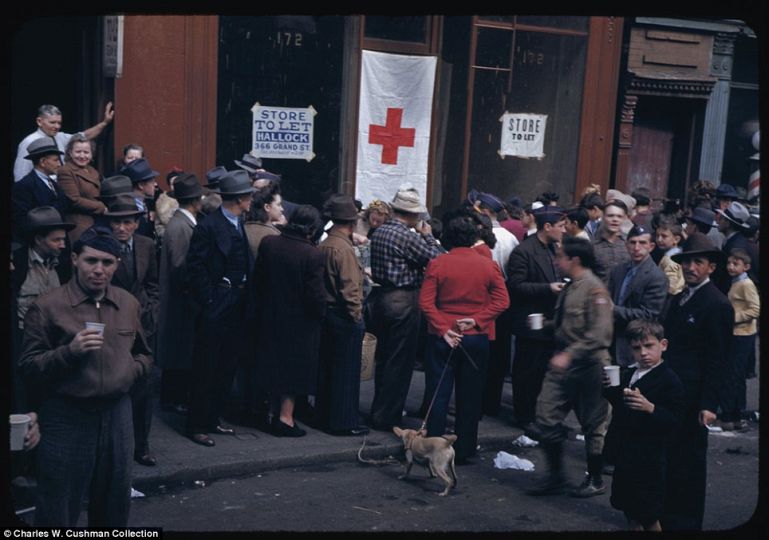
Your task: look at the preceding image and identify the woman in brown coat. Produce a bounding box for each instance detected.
[57,134,106,242]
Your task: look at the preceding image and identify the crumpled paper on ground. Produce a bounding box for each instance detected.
[493,451,535,471]
[131,487,145,498]
[512,434,539,447]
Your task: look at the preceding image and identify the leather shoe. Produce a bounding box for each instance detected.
[134,453,157,467]
[329,426,370,437]
[190,433,215,447]
[212,425,236,435]
[272,419,306,437]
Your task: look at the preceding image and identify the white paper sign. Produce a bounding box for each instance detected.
[499,113,547,159]
[250,103,316,161]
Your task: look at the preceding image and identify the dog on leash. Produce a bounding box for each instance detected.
[392,427,457,496]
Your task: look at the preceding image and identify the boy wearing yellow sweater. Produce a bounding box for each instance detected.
[720,248,760,430]
[655,220,684,295]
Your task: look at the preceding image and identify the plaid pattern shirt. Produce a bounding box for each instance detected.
[370,219,442,288]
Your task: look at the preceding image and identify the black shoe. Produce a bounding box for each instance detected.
[571,475,606,498]
[134,453,157,467]
[329,426,370,437]
[212,424,236,435]
[272,419,306,437]
[190,433,216,447]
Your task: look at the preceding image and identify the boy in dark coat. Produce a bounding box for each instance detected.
[603,319,684,531]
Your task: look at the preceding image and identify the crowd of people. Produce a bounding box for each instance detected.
[9,103,760,531]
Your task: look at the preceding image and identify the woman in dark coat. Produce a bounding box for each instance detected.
[253,205,326,437]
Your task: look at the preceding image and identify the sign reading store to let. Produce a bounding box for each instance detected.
[251,103,316,161]
[498,112,547,160]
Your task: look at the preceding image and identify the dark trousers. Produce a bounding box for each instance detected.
[512,335,554,424]
[160,369,190,407]
[482,310,514,415]
[662,406,708,530]
[316,310,365,431]
[130,365,158,457]
[35,394,133,527]
[187,287,247,434]
[425,334,489,460]
[721,334,755,421]
[368,287,420,428]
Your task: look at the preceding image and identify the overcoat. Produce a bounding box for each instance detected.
[110,233,160,346]
[156,209,198,370]
[253,230,326,396]
[603,363,684,524]
[56,162,106,242]
[12,170,69,233]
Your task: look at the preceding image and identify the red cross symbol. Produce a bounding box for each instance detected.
[368,108,415,165]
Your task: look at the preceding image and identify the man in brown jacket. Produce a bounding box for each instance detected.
[316,194,369,436]
[19,226,152,527]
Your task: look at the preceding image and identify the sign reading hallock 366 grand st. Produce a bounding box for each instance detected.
[251,103,316,161]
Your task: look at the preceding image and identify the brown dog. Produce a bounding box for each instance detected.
[392,427,457,496]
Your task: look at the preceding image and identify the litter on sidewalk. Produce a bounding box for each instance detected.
[512,434,538,447]
[131,487,145,498]
[493,451,535,471]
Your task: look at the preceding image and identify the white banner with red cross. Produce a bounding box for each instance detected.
[355,50,437,207]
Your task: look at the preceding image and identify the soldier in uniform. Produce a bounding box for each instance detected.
[527,236,614,497]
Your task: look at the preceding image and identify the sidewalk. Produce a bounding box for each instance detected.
[131,370,525,493]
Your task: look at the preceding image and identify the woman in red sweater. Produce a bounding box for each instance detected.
[419,215,510,463]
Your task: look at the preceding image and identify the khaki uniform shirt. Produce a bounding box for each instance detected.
[319,228,364,322]
[553,268,614,364]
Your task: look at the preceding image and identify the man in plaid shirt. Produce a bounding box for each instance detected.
[367,186,442,430]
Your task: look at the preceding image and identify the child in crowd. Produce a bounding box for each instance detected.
[720,248,760,430]
[602,320,684,531]
[565,207,590,240]
[655,219,684,295]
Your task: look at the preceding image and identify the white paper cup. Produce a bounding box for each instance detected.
[604,365,620,387]
[85,322,106,336]
[10,414,31,451]
[527,313,544,330]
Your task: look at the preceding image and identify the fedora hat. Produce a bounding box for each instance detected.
[104,194,144,218]
[170,173,203,200]
[218,170,255,196]
[322,194,359,222]
[205,166,227,190]
[715,183,739,200]
[97,175,133,201]
[716,201,751,230]
[390,186,427,214]
[24,206,75,235]
[254,170,282,182]
[671,232,722,264]
[234,153,263,174]
[120,158,159,183]
[24,138,63,161]
[688,207,716,228]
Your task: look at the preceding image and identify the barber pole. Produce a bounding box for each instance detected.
[747,130,760,202]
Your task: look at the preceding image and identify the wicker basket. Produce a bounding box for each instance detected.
[360,332,377,381]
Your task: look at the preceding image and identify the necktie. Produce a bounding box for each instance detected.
[617,265,637,305]
[679,287,693,306]
[122,242,135,282]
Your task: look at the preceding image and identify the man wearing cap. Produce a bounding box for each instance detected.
[368,185,442,431]
[13,102,115,182]
[11,207,75,411]
[156,173,204,415]
[505,205,567,429]
[19,226,152,527]
[607,225,668,367]
[661,233,733,530]
[185,170,255,446]
[714,201,759,293]
[592,199,631,283]
[105,195,160,467]
[12,138,68,233]
[119,158,159,239]
[315,194,369,436]
[475,192,520,279]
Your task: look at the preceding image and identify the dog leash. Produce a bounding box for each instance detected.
[419,345,457,432]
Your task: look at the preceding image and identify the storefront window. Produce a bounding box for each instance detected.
[466,19,588,204]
